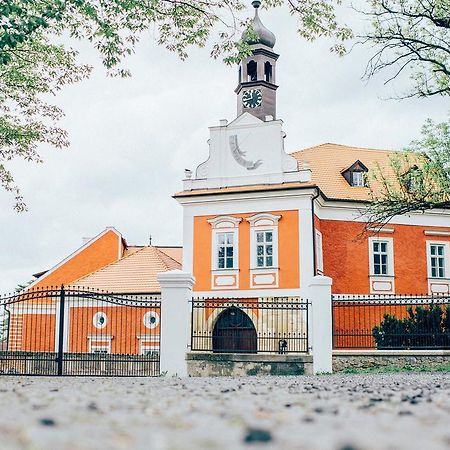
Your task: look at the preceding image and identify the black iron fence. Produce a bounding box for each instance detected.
[190,297,309,354]
[0,286,161,376]
[333,294,450,350]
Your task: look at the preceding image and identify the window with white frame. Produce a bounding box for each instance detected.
[140,342,160,357]
[369,238,394,276]
[208,216,241,271]
[89,340,111,354]
[217,232,235,269]
[428,243,447,278]
[246,213,280,270]
[351,171,366,187]
[256,230,274,267]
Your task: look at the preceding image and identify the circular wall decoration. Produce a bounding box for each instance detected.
[93,311,108,329]
[143,311,160,329]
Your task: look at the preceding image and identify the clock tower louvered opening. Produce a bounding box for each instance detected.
[236,1,279,121]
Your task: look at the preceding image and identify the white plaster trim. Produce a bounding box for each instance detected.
[246,212,281,226]
[366,226,395,233]
[211,270,239,290]
[424,230,450,236]
[207,215,242,228]
[333,349,450,356]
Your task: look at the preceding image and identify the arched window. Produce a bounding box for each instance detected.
[264,62,273,82]
[247,60,257,81]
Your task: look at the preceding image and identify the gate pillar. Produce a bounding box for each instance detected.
[309,275,333,374]
[158,270,195,377]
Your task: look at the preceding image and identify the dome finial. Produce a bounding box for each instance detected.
[243,0,276,48]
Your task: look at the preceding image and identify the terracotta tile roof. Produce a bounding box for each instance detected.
[157,247,183,264]
[71,246,182,293]
[291,143,395,202]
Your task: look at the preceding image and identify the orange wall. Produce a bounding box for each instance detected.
[34,230,122,288]
[319,219,450,294]
[69,306,160,354]
[193,210,300,291]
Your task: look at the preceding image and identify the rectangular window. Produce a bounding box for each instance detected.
[372,241,389,275]
[90,343,110,354]
[430,244,446,278]
[256,230,274,268]
[217,232,234,269]
[351,171,365,187]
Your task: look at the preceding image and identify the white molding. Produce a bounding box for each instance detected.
[207,215,242,228]
[367,226,395,234]
[315,229,323,274]
[211,269,239,290]
[246,212,281,227]
[424,230,450,237]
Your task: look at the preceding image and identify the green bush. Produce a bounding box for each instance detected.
[372,304,450,349]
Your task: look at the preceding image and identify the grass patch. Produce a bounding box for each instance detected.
[340,364,450,374]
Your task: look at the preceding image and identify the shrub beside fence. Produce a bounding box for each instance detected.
[333,294,450,350]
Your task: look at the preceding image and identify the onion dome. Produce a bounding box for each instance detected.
[243,1,276,49]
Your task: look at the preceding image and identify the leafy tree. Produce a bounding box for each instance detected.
[0,0,352,210]
[362,0,450,98]
[367,116,450,225]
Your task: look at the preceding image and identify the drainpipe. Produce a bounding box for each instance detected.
[311,187,320,276]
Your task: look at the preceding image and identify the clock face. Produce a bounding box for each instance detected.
[242,89,262,109]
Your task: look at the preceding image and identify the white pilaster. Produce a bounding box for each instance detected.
[157,270,195,377]
[309,275,333,374]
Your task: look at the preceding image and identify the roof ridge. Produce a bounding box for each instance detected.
[290,142,396,156]
[71,246,149,285]
[155,247,182,268]
[153,247,182,271]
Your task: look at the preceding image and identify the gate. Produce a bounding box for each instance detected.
[0,286,161,376]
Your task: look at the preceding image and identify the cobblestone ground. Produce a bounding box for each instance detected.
[0,374,449,450]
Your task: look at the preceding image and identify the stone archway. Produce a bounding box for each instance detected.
[212,307,257,353]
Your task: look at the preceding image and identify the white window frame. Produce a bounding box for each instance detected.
[247,213,281,268]
[139,341,160,357]
[143,311,160,330]
[368,237,394,277]
[254,228,277,268]
[92,311,108,330]
[427,241,449,279]
[315,229,323,275]
[208,216,241,271]
[351,171,366,187]
[88,336,112,354]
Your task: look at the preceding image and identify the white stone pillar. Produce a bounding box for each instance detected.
[309,275,333,374]
[157,270,195,377]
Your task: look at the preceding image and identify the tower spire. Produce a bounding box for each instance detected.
[235,1,279,120]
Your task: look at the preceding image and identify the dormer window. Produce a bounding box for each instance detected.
[401,165,422,193]
[342,160,369,187]
[351,171,366,187]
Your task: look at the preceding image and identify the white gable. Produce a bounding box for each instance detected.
[185,115,311,190]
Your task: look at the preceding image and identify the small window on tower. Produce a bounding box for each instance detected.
[264,62,272,82]
[247,60,257,81]
[238,66,242,83]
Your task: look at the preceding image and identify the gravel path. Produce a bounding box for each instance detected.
[0,374,449,450]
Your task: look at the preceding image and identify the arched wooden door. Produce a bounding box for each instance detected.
[212,307,257,353]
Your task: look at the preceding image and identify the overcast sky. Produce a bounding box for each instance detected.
[0,4,448,293]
